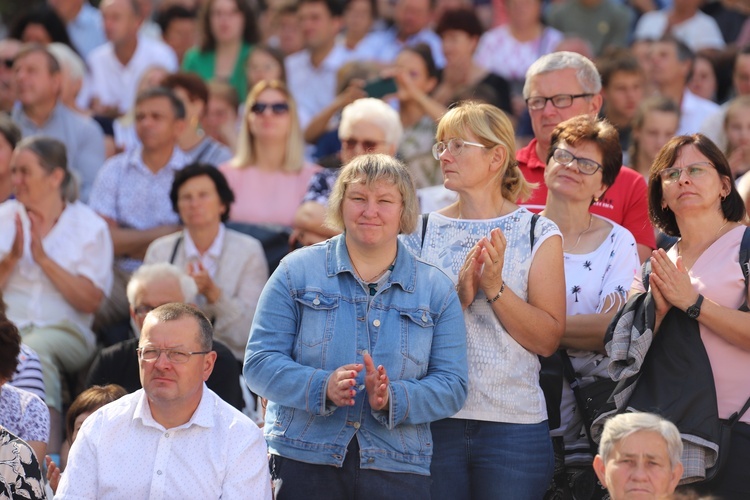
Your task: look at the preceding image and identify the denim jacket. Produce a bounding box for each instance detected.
[244,235,468,475]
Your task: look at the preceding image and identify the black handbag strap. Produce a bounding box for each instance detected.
[559,350,599,454]
[530,213,539,249]
[420,213,430,250]
[169,235,183,264]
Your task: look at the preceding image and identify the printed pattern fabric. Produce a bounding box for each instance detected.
[0,427,47,499]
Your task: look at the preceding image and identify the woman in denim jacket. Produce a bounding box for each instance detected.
[244,154,469,499]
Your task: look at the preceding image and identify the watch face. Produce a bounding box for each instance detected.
[687,305,700,319]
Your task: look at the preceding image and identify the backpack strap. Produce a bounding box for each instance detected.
[739,227,750,312]
[530,213,540,250]
[559,350,600,454]
[420,213,431,250]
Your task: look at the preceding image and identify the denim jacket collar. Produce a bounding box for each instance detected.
[326,234,416,293]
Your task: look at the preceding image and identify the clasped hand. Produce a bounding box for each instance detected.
[456,228,506,309]
[648,249,699,319]
[326,353,390,411]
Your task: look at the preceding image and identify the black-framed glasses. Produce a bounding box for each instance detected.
[525,93,594,111]
[342,138,383,152]
[137,347,211,364]
[659,162,712,185]
[432,138,487,160]
[250,102,290,115]
[552,148,602,175]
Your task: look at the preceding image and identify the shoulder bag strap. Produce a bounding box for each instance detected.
[530,213,540,249]
[559,350,599,454]
[420,213,431,250]
[169,235,183,264]
[739,227,750,311]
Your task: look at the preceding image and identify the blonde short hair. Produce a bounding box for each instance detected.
[229,80,304,172]
[326,154,419,234]
[436,101,534,203]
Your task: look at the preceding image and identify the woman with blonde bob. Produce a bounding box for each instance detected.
[403,101,566,499]
[219,80,321,227]
[245,154,468,499]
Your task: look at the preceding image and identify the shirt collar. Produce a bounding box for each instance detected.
[133,385,215,431]
[517,138,547,170]
[182,224,225,261]
[127,145,187,174]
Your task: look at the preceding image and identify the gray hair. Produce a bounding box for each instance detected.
[15,136,78,202]
[523,51,602,99]
[326,154,418,234]
[47,42,86,84]
[126,262,198,306]
[144,303,213,351]
[338,98,403,148]
[599,413,683,469]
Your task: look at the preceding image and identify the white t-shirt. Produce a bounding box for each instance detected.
[633,10,725,52]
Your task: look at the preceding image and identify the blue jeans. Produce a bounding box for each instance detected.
[430,418,554,500]
[271,438,431,500]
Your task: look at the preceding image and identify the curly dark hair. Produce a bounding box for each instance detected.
[0,315,21,381]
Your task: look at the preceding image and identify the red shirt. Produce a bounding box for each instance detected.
[516,139,656,250]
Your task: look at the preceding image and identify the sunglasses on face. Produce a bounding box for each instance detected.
[250,102,290,115]
[342,138,383,152]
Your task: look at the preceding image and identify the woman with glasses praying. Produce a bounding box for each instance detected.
[245,154,468,499]
[402,100,566,499]
[291,97,403,246]
[219,80,321,227]
[540,115,639,497]
[625,134,749,498]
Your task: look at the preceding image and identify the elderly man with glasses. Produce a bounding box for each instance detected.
[516,51,655,263]
[57,302,271,499]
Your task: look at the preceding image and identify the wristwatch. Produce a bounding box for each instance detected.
[686,294,704,319]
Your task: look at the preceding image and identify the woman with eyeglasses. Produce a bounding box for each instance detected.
[622,134,749,498]
[245,154,468,499]
[540,115,639,498]
[292,97,403,247]
[402,101,566,499]
[219,80,322,227]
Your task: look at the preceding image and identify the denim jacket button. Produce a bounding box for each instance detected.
[313,298,320,306]
[422,313,428,322]
[373,319,381,327]
[353,422,361,429]
[367,457,375,463]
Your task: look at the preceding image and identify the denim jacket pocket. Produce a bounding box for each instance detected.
[294,291,340,347]
[398,308,435,377]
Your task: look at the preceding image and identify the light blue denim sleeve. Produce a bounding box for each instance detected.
[243,262,334,417]
[371,282,468,429]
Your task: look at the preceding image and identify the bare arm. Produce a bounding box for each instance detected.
[562,294,625,353]
[103,216,181,261]
[293,201,341,238]
[35,256,104,313]
[303,81,366,144]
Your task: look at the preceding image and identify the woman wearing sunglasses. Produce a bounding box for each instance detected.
[219,80,321,227]
[540,115,639,497]
[402,101,566,499]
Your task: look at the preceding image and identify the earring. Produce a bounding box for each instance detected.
[593,196,599,203]
[721,194,727,202]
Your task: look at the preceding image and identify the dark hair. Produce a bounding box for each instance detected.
[207,80,240,110]
[298,0,345,17]
[14,43,61,74]
[200,0,259,52]
[170,163,235,222]
[597,48,644,89]
[10,5,78,56]
[65,385,127,442]
[435,8,483,38]
[16,136,77,202]
[248,44,287,84]
[648,134,747,237]
[628,95,680,172]
[0,115,22,150]
[0,316,21,381]
[400,43,439,80]
[156,5,198,34]
[135,86,186,120]
[344,0,377,22]
[161,72,209,106]
[548,115,622,190]
[146,303,214,351]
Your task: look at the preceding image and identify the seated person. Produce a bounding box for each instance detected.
[57,304,272,499]
[85,263,244,410]
[593,413,683,500]
[0,315,49,461]
[144,163,268,361]
[292,97,403,246]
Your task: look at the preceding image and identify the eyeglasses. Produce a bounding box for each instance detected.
[432,138,487,160]
[1,58,13,69]
[552,148,602,175]
[250,102,289,115]
[133,305,156,318]
[137,347,210,364]
[342,138,383,152]
[525,93,594,111]
[659,162,712,184]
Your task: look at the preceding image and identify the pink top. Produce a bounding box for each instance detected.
[219,161,322,227]
[634,226,750,422]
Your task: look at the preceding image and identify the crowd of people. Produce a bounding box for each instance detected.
[0,0,749,498]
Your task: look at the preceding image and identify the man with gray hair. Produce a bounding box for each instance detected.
[85,262,244,409]
[517,51,655,262]
[58,303,271,499]
[593,413,683,500]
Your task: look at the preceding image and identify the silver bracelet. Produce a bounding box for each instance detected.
[487,282,505,304]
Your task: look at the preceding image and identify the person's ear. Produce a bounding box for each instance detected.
[589,93,604,116]
[669,462,684,492]
[592,455,608,488]
[203,350,217,381]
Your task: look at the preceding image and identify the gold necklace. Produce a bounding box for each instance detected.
[563,214,593,253]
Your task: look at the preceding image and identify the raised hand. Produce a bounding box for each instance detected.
[326,363,363,407]
[477,228,507,300]
[648,249,697,312]
[457,244,482,309]
[188,261,221,304]
[363,353,389,411]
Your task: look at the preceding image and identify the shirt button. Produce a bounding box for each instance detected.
[353,422,361,429]
[164,433,169,438]
[313,298,320,305]
[373,319,381,327]
[157,470,162,475]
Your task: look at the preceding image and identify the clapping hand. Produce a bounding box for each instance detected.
[363,353,389,411]
[326,363,363,407]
